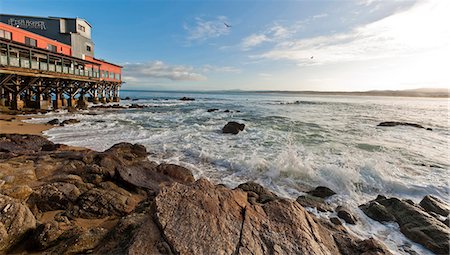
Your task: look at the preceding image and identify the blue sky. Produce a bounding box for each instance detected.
[1,0,448,91]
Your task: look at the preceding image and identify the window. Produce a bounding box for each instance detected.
[47,44,57,52]
[25,37,37,47]
[0,29,12,40]
[78,24,85,32]
[109,72,114,79]
[86,45,91,52]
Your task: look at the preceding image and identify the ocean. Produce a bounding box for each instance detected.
[27,90,449,254]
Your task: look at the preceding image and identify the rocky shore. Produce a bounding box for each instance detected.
[0,130,448,254]
[0,133,397,255]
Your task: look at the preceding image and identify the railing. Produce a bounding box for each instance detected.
[0,39,101,79]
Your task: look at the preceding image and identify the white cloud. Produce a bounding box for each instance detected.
[257,0,450,66]
[184,16,230,42]
[123,61,207,82]
[241,34,270,50]
[201,65,241,73]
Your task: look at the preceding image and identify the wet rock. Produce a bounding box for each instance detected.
[124,96,131,100]
[330,217,342,225]
[222,121,245,134]
[129,103,146,109]
[74,187,138,218]
[207,108,219,112]
[47,119,60,125]
[336,206,357,225]
[224,109,231,113]
[237,181,278,204]
[307,186,336,198]
[0,194,36,252]
[154,178,343,255]
[359,200,396,222]
[296,195,333,212]
[333,235,393,255]
[45,226,108,254]
[179,97,195,101]
[105,142,148,162]
[28,182,81,212]
[359,195,450,254]
[419,195,450,217]
[377,121,431,130]
[59,119,80,126]
[0,134,54,155]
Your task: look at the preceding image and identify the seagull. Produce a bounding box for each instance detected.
[224,22,232,28]
[310,56,314,59]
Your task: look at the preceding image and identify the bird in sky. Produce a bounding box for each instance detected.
[310,56,314,59]
[224,22,232,28]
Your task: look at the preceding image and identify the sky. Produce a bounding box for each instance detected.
[1,0,448,91]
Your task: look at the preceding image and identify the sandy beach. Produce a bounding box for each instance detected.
[0,113,52,136]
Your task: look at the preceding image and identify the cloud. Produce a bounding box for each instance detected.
[201,65,241,73]
[256,0,450,66]
[241,34,270,50]
[184,16,230,42]
[123,61,207,82]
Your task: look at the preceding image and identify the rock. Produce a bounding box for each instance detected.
[124,96,131,100]
[359,195,450,254]
[0,185,33,202]
[333,235,393,255]
[237,181,278,204]
[59,119,80,126]
[179,97,195,101]
[419,195,450,217]
[74,187,138,218]
[0,194,36,252]
[336,206,357,225]
[67,106,77,113]
[47,118,60,125]
[28,182,81,212]
[29,220,71,250]
[41,143,66,151]
[296,195,333,212]
[377,121,431,130]
[359,198,396,222]
[45,226,108,254]
[330,217,342,225]
[156,163,195,184]
[154,178,343,255]
[207,108,219,112]
[105,142,148,162]
[222,121,245,134]
[129,103,146,109]
[0,134,54,155]
[307,186,336,198]
[224,109,231,113]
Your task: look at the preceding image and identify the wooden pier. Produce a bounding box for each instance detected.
[0,38,122,111]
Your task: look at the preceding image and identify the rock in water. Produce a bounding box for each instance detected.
[307,186,336,198]
[59,119,80,126]
[222,121,245,134]
[47,119,60,125]
[179,97,195,101]
[360,195,450,254]
[336,206,357,225]
[377,121,431,130]
[419,195,450,217]
[0,194,36,252]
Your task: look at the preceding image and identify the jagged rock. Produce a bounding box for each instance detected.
[105,142,148,162]
[336,206,357,225]
[330,217,342,225]
[59,119,80,126]
[419,195,450,217]
[307,186,336,198]
[47,119,60,125]
[29,220,72,250]
[154,178,345,255]
[28,182,81,212]
[296,195,333,212]
[74,187,138,218]
[359,195,450,254]
[237,181,278,204]
[333,235,393,255]
[222,121,245,134]
[377,121,431,130]
[0,185,33,202]
[0,194,36,252]
[45,226,108,254]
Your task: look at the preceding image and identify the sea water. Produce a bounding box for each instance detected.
[27,91,449,254]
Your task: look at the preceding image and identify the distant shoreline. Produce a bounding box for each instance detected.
[121,88,449,98]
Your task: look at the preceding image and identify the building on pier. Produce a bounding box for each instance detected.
[0,14,122,110]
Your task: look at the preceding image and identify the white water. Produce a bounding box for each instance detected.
[27,91,449,254]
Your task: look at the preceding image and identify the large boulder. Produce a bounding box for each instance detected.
[0,134,54,155]
[222,121,245,134]
[296,195,333,212]
[359,195,450,254]
[237,181,278,204]
[0,194,36,253]
[154,178,343,255]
